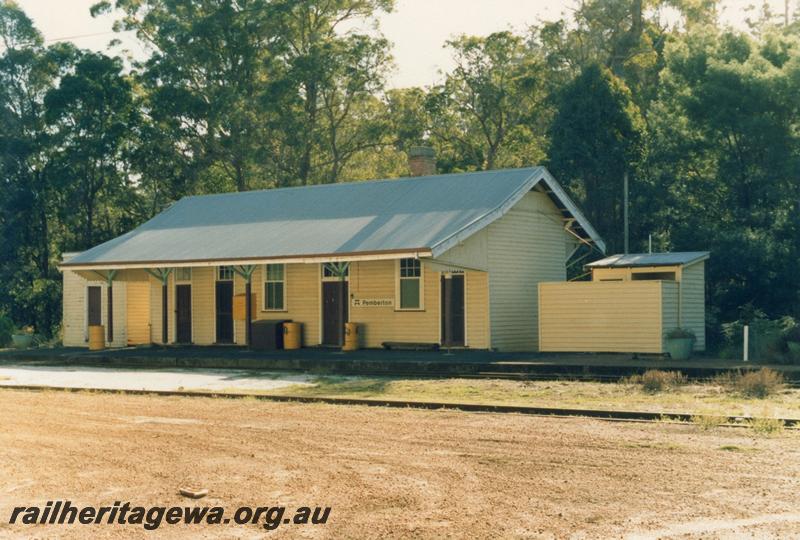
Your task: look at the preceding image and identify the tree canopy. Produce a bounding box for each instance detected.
[1,0,799,347]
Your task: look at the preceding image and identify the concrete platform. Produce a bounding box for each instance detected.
[0,364,314,392]
[2,346,798,381]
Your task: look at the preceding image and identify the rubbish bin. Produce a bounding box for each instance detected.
[88,325,105,350]
[283,322,302,350]
[342,322,359,351]
[251,320,291,350]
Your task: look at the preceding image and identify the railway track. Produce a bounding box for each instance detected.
[2,383,798,428]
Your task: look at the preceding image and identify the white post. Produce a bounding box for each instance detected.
[648,234,652,254]
[743,325,749,362]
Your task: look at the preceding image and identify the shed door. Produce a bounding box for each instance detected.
[322,281,348,346]
[176,284,192,344]
[87,286,102,326]
[441,274,465,347]
[215,281,234,343]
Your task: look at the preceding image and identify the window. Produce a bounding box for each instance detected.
[631,271,676,281]
[264,264,286,310]
[322,263,349,279]
[398,258,422,310]
[175,267,192,282]
[218,266,234,281]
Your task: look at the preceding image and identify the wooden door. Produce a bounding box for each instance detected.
[322,281,348,346]
[215,281,234,344]
[441,274,465,347]
[87,286,102,326]
[176,284,192,344]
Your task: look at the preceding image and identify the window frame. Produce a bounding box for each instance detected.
[263,263,287,312]
[395,258,424,311]
[217,266,234,281]
[631,271,676,281]
[175,267,192,282]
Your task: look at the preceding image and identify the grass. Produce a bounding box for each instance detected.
[713,368,786,398]
[747,417,785,436]
[625,370,687,393]
[718,445,759,452]
[264,375,800,420]
[691,414,728,430]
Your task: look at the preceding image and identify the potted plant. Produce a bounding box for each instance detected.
[784,326,800,362]
[665,328,695,360]
[11,326,35,349]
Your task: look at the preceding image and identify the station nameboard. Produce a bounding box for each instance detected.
[351,298,394,308]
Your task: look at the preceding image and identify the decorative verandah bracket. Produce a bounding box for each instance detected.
[144,268,173,345]
[323,262,350,280]
[93,270,118,343]
[232,265,257,346]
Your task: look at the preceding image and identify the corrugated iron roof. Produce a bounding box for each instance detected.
[64,166,604,269]
[586,252,710,268]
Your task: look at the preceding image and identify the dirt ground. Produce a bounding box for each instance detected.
[1,389,800,539]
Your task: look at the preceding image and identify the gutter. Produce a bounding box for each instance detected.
[59,248,434,272]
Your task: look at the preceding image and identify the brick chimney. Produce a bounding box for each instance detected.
[408,146,436,176]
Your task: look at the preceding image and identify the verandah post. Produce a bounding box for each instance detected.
[106,270,117,343]
[245,279,252,347]
[162,279,168,344]
[233,265,256,347]
[145,268,171,345]
[107,283,113,342]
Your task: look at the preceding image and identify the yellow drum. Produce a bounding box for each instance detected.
[283,322,302,350]
[88,325,105,350]
[342,322,359,351]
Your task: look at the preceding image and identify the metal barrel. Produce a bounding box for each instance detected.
[283,322,302,350]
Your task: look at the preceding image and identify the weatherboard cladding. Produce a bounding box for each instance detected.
[64,167,603,268]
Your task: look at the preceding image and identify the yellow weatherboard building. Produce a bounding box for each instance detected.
[60,165,606,352]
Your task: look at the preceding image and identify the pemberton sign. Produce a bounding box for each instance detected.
[351,298,393,308]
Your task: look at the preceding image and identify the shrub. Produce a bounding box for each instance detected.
[784,325,800,343]
[627,370,687,393]
[0,312,13,348]
[666,327,696,340]
[735,368,785,398]
[747,417,785,436]
[783,326,800,362]
[691,414,727,430]
[721,309,796,362]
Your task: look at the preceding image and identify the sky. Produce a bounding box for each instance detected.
[13,0,794,89]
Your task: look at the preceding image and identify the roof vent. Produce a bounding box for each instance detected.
[407,146,436,177]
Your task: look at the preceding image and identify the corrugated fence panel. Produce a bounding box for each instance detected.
[539,281,666,353]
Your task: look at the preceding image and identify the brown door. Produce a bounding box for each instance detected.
[215,281,234,343]
[87,286,102,326]
[322,281,348,346]
[441,274,465,347]
[176,284,192,344]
